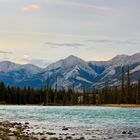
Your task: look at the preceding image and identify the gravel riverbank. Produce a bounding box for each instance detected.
[0,121,86,140]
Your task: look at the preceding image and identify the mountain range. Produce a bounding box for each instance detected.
[0,53,140,92]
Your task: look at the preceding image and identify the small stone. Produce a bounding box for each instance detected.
[50,137,59,140]
[62,127,69,131]
[33,137,39,140]
[39,132,44,135]
[46,132,56,135]
[15,124,22,129]
[128,131,132,135]
[79,137,85,140]
[59,137,63,140]
[64,133,69,136]
[66,136,73,139]
[25,122,29,125]
[24,125,29,128]
[128,134,138,138]
[41,137,47,140]
[72,134,75,136]
[9,136,17,140]
[8,132,14,136]
[122,131,127,134]
[2,120,11,127]
[9,128,17,132]
[13,131,20,136]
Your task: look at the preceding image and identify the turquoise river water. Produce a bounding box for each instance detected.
[0,106,140,140]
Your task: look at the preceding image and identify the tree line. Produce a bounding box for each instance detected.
[0,66,140,105]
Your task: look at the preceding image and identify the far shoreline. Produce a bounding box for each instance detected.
[0,104,140,108]
[96,104,140,108]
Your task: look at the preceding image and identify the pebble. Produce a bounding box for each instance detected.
[41,137,47,140]
[9,128,17,132]
[66,136,73,139]
[25,122,29,125]
[8,132,15,136]
[0,121,44,140]
[58,137,63,140]
[122,131,127,134]
[128,131,133,135]
[62,127,69,131]
[79,137,85,140]
[46,132,56,135]
[50,137,59,140]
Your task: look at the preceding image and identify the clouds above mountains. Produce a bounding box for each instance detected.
[85,39,140,45]
[45,42,85,48]
[0,51,13,54]
[17,55,51,67]
[0,0,140,64]
[21,4,43,12]
[29,59,51,68]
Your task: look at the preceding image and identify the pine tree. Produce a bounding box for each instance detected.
[95,89,100,105]
[136,77,140,104]
[54,76,58,104]
[92,86,96,104]
[0,82,5,102]
[46,77,49,105]
[43,86,47,106]
[126,66,131,103]
[104,80,109,104]
[121,66,125,104]
[83,84,86,104]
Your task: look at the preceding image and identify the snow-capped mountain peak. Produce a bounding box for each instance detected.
[0,53,140,91]
[21,64,42,74]
[47,55,97,76]
[0,61,20,72]
[0,61,41,74]
[108,53,140,67]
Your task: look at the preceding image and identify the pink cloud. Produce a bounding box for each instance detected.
[21,4,42,12]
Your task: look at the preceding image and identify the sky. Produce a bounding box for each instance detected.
[0,0,140,67]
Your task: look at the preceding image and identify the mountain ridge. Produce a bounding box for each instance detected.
[0,53,140,91]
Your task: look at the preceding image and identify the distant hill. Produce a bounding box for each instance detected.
[0,53,140,92]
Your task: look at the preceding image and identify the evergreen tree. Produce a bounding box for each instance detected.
[92,86,96,104]
[104,80,109,104]
[136,77,140,104]
[121,66,125,104]
[126,66,131,103]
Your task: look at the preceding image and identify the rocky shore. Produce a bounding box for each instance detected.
[0,120,140,140]
[0,121,86,140]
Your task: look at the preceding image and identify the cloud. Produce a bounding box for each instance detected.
[18,55,29,64]
[21,4,42,12]
[3,57,10,60]
[0,30,88,38]
[50,1,112,12]
[85,39,140,45]
[29,59,52,68]
[116,40,140,45]
[72,3,112,11]
[17,55,51,67]
[45,42,85,48]
[85,39,112,44]
[0,51,13,54]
